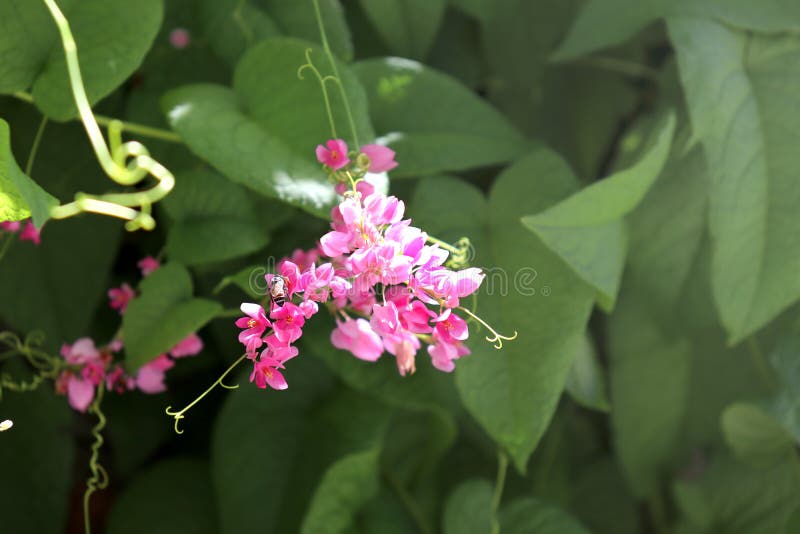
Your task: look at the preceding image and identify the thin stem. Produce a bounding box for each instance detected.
[298,50,338,138]
[25,116,48,176]
[311,0,359,148]
[216,308,244,319]
[425,235,460,255]
[83,384,108,534]
[165,354,247,434]
[490,450,509,534]
[746,336,776,390]
[457,306,517,349]
[0,235,14,264]
[383,469,434,534]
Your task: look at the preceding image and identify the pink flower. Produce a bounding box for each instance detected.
[433,309,469,344]
[360,144,397,173]
[137,256,160,276]
[169,28,191,49]
[331,318,384,362]
[428,338,469,373]
[235,303,270,355]
[106,366,134,394]
[0,221,20,233]
[320,230,352,257]
[270,302,305,344]
[19,221,40,245]
[170,333,203,358]
[67,374,95,412]
[108,283,136,314]
[316,139,350,170]
[249,356,288,390]
[136,355,174,394]
[81,362,106,386]
[60,338,101,365]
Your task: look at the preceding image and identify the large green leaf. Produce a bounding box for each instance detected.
[500,498,591,534]
[410,156,595,472]
[300,449,380,534]
[442,479,493,534]
[353,58,529,177]
[668,20,800,342]
[0,119,56,226]
[521,112,675,310]
[564,334,610,412]
[358,0,446,60]
[721,402,797,467]
[106,458,218,534]
[0,388,74,534]
[0,0,163,120]
[162,170,268,265]
[123,263,221,370]
[162,38,373,217]
[553,0,800,60]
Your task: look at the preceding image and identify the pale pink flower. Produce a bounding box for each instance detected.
[360,144,397,173]
[249,356,288,390]
[235,303,270,355]
[331,318,383,362]
[169,28,191,49]
[170,333,203,358]
[108,283,136,314]
[66,374,95,412]
[19,221,40,245]
[315,139,350,170]
[428,338,469,373]
[60,338,101,365]
[136,355,174,394]
[137,256,160,276]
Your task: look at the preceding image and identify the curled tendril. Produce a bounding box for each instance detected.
[165,354,247,434]
[425,236,473,270]
[42,0,174,231]
[83,384,108,534]
[0,331,60,400]
[458,307,518,350]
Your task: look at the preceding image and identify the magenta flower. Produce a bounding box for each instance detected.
[170,333,203,358]
[135,354,174,394]
[433,309,469,344]
[360,144,398,173]
[108,283,135,314]
[249,356,288,390]
[235,303,270,356]
[19,221,41,245]
[271,302,305,344]
[316,139,350,170]
[0,221,21,233]
[331,318,384,361]
[137,256,160,277]
[106,366,134,394]
[428,338,470,373]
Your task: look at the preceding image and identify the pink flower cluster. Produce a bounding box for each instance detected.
[236,140,485,390]
[0,219,41,245]
[55,256,204,411]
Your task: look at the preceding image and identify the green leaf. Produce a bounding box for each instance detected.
[442,479,493,534]
[123,263,221,370]
[0,119,56,226]
[106,458,218,534]
[300,449,380,534]
[410,157,595,472]
[10,0,164,120]
[162,38,373,217]
[570,458,640,534]
[353,58,529,177]
[0,388,75,534]
[721,402,797,467]
[565,334,610,412]
[608,296,692,497]
[500,498,591,534]
[263,0,353,62]
[668,19,800,342]
[163,170,268,265]
[553,0,800,60]
[521,112,675,310]
[358,0,446,60]
[214,264,269,299]
[200,0,281,65]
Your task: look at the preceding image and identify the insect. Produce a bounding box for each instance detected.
[269,275,288,308]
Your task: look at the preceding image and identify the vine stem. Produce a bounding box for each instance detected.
[165,354,247,434]
[746,336,776,390]
[383,469,435,534]
[490,450,509,534]
[25,116,48,176]
[83,383,108,534]
[311,0,360,148]
[0,235,14,264]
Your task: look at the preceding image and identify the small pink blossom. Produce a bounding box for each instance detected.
[271,302,306,344]
[169,28,191,49]
[316,139,350,170]
[136,355,174,394]
[360,144,397,173]
[137,256,160,276]
[170,333,203,358]
[433,309,469,344]
[235,303,270,356]
[60,338,101,365]
[0,221,20,233]
[428,338,469,373]
[249,356,288,390]
[108,283,135,314]
[81,362,106,386]
[19,221,41,245]
[331,318,383,362]
[66,374,95,412]
[106,366,134,394]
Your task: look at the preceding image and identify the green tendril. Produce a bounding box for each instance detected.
[0,332,61,400]
[457,306,518,349]
[83,384,108,534]
[297,48,339,139]
[25,116,48,176]
[165,354,247,434]
[40,0,175,231]
[426,235,473,269]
